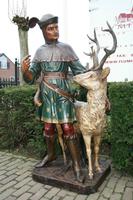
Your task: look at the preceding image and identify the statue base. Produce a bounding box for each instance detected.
[32,156,111,195]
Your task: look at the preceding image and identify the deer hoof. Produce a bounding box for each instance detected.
[96,166,102,173]
[89,172,94,180]
[75,170,85,183]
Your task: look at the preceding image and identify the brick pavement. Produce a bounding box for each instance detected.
[0,151,132,200]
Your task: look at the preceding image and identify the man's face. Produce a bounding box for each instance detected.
[42,23,59,42]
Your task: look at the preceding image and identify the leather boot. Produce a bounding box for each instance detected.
[66,138,85,183]
[35,136,56,168]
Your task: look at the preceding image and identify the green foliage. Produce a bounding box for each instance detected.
[0,85,44,157]
[109,82,133,175]
[0,85,64,158]
[70,81,87,102]
[102,115,112,143]
[12,15,29,31]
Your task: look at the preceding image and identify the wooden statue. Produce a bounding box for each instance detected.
[73,22,117,179]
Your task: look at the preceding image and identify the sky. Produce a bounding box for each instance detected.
[0,0,90,65]
[0,0,133,81]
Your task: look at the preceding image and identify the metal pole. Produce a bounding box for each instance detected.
[15,58,18,85]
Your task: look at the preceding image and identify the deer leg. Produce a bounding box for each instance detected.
[93,135,102,173]
[83,134,93,179]
[56,124,67,165]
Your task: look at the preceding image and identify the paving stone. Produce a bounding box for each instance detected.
[86,192,100,200]
[0,170,7,176]
[0,166,6,170]
[6,168,19,176]
[18,161,35,168]
[3,159,22,168]
[45,187,61,199]
[30,188,49,200]
[0,188,15,200]
[62,196,75,200]
[115,179,127,193]
[0,174,18,184]
[13,185,31,197]
[27,157,37,162]
[98,196,107,200]
[51,195,62,200]
[0,180,17,193]
[17,192,32,200]
[40,198,49,200]
[113,171,122,179]
[74,194,88,200]
[122,187,133,200]
[28,180,37,186]
[65,190,77,196]
[6,161,24,171]
[126,181,133,188]
[29,182,43,193]
[121,176,132,181]
[14,177,31,189]
[107,177,118,189]
[0,160,12,168]
[44,184,53,190]
[0,175,6,181]
[0,157,12,163]
[16,167,31,175]
[102,187,113,198]
[98,179,108,192]
[16,171,31,181]
[57,189,69,197]
[5,196,17,200]
[110,193,122,200]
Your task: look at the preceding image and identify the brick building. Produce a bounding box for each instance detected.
[0,53,17,80]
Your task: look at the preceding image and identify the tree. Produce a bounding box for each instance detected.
[8,0,29,85]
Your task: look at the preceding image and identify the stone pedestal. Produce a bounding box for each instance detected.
[32,156,111,195]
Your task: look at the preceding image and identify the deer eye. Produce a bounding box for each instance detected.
[89,74,93,78]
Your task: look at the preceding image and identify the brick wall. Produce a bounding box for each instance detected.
[0,54,16,80]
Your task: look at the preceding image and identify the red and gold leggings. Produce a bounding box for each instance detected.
[44,122,76,139]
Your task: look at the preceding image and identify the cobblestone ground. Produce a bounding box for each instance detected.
[0,151,132,200]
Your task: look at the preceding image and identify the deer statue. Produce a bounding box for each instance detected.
[73,22,117,179]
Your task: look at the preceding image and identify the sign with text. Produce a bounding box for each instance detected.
[89,0,133,81]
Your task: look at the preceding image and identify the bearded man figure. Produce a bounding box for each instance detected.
[21,14,86,183]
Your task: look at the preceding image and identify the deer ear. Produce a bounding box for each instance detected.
[101,67,110,80]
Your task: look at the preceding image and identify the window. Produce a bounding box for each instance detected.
[7,62,10,68]
[0,55,8,69]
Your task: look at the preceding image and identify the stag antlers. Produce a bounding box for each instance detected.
[85,22,117,70]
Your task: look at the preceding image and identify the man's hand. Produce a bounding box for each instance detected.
[21,55,33,81]
[21,55,31,73]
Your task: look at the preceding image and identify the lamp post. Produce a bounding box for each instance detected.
[8,0,29,85]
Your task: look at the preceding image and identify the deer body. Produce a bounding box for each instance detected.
[75,78,107,135]
[74,68,110,178]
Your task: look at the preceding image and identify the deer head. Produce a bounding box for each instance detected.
[73,67,110,90]
[73,22,117,90]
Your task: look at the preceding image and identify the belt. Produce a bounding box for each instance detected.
[42,72,74,103]
[43,72,67,79]
[43,79,74,103]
